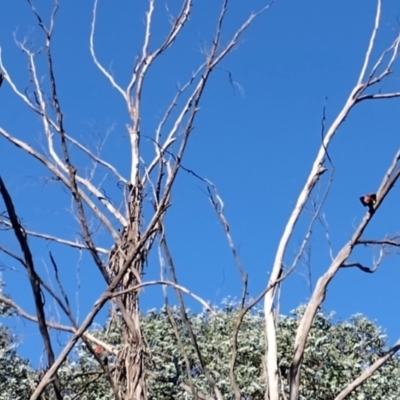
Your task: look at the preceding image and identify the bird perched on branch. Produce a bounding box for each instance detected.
[360,193,376,212]
[94,345,108,365]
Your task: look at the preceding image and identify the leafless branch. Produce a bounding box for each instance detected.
[159,230,224,400]
[0,127,120,241]
[0,294,114,353]
[288,146,400,399]
[108,279,214,314]
[342,262,377,273]
[0,219,108,253]
[257,0,400,397]
[357,0,382,85]
[367,34,400,85]
[357,92,400,101]
[207,185,248,305]
[65,133,129,186]
[0,174,63,400]
[89,0,126,99]
[334,340,400,400]
[343,243,387,273]
[4,34,126,228]
[357,238,400,247]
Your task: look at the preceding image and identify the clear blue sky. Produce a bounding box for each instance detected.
[1,0,400,366]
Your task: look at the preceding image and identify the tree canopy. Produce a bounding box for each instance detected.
[1,305,399,399]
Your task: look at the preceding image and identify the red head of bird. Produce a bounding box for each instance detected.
[360,193,376,207]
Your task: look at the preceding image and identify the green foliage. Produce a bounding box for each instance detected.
[143,305,265,399]
[0,324,34,400]
[1,305,399,399]
[278,306,400,399]
[141,305,400,399]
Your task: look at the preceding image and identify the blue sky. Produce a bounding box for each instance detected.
[1,0,400,367]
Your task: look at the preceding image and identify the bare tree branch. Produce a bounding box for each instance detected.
[89,0,127,99]
[288,147,400,400]
[357,0,382,85]
[0,175,63,400]
[0,294,114,354]
[342,262,377,273]
[159,229,224,400]
[357,238,400,247]
[0,219,108,253]
[334,340,400,400]
[256,0,400,397]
